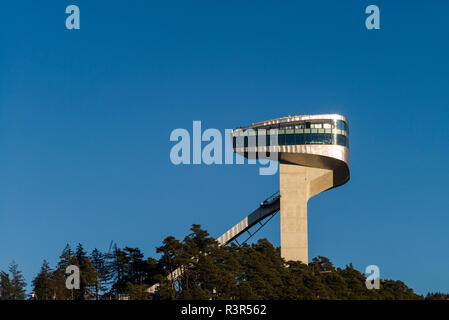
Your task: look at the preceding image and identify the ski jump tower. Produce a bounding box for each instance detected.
[147,114,350,293]
[230,114,350,263]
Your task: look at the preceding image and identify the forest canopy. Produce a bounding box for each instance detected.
[0,225,447,300]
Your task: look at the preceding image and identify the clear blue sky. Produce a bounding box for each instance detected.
[1,1,448,295]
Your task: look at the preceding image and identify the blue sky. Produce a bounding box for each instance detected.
[0,1,448,295]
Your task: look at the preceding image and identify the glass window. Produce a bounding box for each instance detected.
[239,120,349,146]
[286,133,295,145]
[337,120,346,131]
[337,135,346,146]
[278,134,286,145]
[314,134,324,144]
[295,134,304,145]
[323,134,332,144]
[305,134,312,144]
[308,134,316,144]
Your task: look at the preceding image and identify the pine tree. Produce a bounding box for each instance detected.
[75,243,87,265]
[109,244,132,297]
[80,258,98,300]
[68,244,99,300]
[57,244,73,271]
[156,236,183,297]
[53,244,74,300]
[52,268,70,300]
[32,260,54,300]
[91,248,113,299]
[123,247,145,284]
[8,261,27,300]
[0,271,13,300]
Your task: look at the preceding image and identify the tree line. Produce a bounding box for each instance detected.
[1,224,448,300]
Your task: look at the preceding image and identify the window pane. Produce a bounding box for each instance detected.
[337,120,346,130]
[295,134,304,145]
[314,134,324,144]
[305,134,312,144]
[337,135,346,146]
[278,134,286,145]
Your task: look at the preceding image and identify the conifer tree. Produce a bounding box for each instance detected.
[91,248,113,299]
[57,244,73,271]
[32,260,54,300]
[0,271,13,300]
[9,261,27,300]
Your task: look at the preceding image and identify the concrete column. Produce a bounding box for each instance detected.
[279,163,333,263]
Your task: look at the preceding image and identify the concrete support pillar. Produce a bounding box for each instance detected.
[279,163,333,263]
